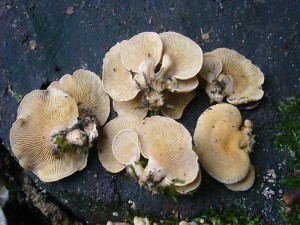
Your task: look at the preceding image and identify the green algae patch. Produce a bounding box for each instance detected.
[274,95,300,225]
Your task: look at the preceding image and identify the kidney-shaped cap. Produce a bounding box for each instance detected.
[159,31,203,80]
[209,48,264,104]
[193,103,251,184]
[98,115,143,173]
[121,32,163,73]
[50,69,110,125]
[112,129,140,165]
[10,87,87,182]
[138,116,198,186]
[102,40,140,101]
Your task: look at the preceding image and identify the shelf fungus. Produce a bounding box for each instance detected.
[199,48,264,105]
[10,69,110,182]
[50,69,110,126]
[193,103,255,186]
[138,116,200,193]
[98,115,143,173]
[103,31,203,119]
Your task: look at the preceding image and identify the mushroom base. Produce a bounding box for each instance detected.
[50,111,98,158]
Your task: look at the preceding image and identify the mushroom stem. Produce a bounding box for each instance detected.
[239,119,255,153]
[205,74,234,103]
[51,111,98,158]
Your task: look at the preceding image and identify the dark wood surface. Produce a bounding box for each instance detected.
[1,0,299,224]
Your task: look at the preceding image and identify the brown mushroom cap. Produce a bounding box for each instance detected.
[113,93,148,119]
[159,32,203,80]
[193,103,252,184]
[50,69,110,125]
[102,40,140,101]
[98,115,143,173]
[199,53,222,83]
[10,87,87,182]
[161,90,196,119]
[138,116,198,186]
[176,169,201,194]
[112,129,140,165]
[207,48,264,104]
[225,164,255,191]
[121,32,163,73]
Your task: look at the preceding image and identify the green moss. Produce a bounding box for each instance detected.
[157,184,179,202]
[54,136,89,157]
[8,84,22,103]
[273,95,300,224]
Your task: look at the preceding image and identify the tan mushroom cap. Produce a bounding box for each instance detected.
[138,116,198,186]
[159,31,203,80]
[10,87,87,182]
[225,164,255,191]
[193,103,251,184]
[209,48,264,104]
[113,92,148,119]
[112,129,140,165]
[175,169,201,194]
[199,53,222,83]
[50,69,110,125]
[161,90,196,119]
[102,40,140,101]
[121,32,163,73]
[98,115,143,173]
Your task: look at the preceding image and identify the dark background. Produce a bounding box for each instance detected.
[0,0,299,224]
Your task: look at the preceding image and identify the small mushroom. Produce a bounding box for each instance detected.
[10,87,88,182]
[193,103,255,184]
[138,116,199,188]
[198,54,222,83]
[112,129,144,177]
[225,164,255,191]
[102,40,140,102]
[121,32,163,74]
[200,48,264,104]
[133,216,150,225]
[98,115,143,173]
[50,69,110,125]
[159,31,203,80]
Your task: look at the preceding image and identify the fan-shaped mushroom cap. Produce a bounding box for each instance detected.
[205,48,264,104]
[193,103,253,184]
[121,32,163,73]
[113,93,148,119]
[138,116,198,186]
[98,115,143,173]
[112,129,140,165]
[225,164,255,191]
[161,90,196,119]
[10,87,87,182]
[102,40,140,101]
[176,169,201,194]
[50,69,110,125]
[159,32,203,80]
[199,54,222,83]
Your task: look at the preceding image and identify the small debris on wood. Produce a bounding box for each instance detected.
[29,40,37,50]
[65,6,75,15]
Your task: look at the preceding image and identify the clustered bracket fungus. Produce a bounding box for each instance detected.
[194,103,256,190]
[98,115,201,195]
[10,69,110,182]
[103,31,203,119]
[199,48,264,105]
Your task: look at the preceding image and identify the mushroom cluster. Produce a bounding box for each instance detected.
[193,103,256,191]
[10,69,110,182]
[199,48,264,105]
[98,115,201,194]
[103,31,203,119]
